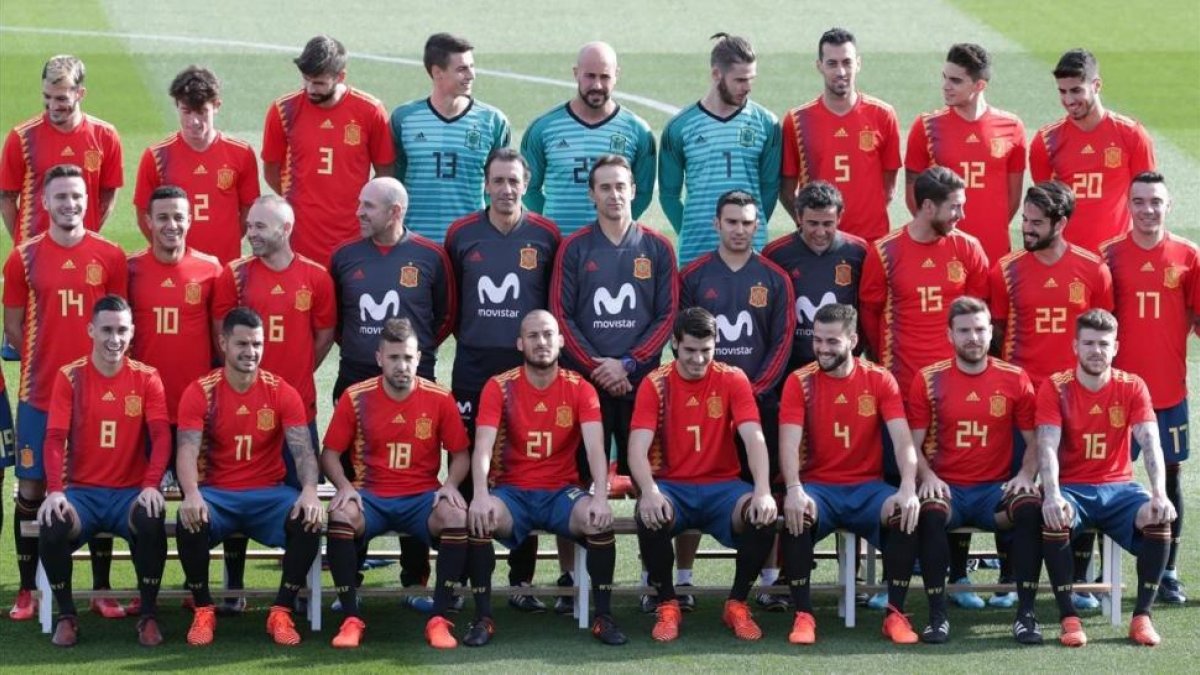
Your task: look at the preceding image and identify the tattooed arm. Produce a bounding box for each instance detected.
[285,425,323,530]
[1132,421,1177,525]
[176,429,210,532]
[1037,424,1071,530]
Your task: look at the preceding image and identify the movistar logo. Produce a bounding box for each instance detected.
[359,291,401,321]
[796,292,839,323]
[593,284,636,315]
[478,273,520,304]
[716,311,754,342]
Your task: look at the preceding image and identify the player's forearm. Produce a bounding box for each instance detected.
[658,191,683,233]
[263,163,282,195]
[43,428,68,493]
[313,329,335,369]
[319,449,351,489]
[1035,425,1062,497]
[903,173,918,216]
[1006,172,1023,222]
[778,424,803,487]
[989,322,1006,357]
[882,171,898,205]
[445,451,469,490]
[371,162,393,179]
[97,189,118,228]
[4,310,24,354]
[1133,421,1167,495]
[886,419,918,490]
[739,422,772,494]
[176,431,203,496]
[284,425,319,488]
[627,429,657,494]
[910,429,934,481]
[0,192,18,239]
[1017,428,1039,482]
[136,208,153,242]
[143,420,173,488]
[778,177,798,223]
[471,427,498,495]
[581,421,608,497]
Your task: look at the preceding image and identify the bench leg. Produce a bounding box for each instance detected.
[1102,534,1121,627]
[36,560,52,634]
[308,551,322,632]
[574,543,589,629]
[840,531,857,628]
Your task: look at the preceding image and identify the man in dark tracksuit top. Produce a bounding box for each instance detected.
[444,148,561,610]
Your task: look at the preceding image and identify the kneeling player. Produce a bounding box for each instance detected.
[322,318,472,649]
[1038,309,1176,647]
[175,308,324,646]
[777,304,921,645]
[37,296,170,646]
[908,297,1044,644]
[466,310,624,646]
[631,308,778,642]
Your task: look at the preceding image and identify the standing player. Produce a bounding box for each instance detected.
[659,33,780,265]
[36,295,171,647]
[391,33,510,243]
[905,43,1026,263]
[3,165,127,620]
[175,308,324,646]
[262,34,394,267]
[134,66,260,265]
[780,28,901,244]
[630,307,778,642]
[1101,172,1200,604]
[1029,49,1155,254]
[466,310,626,647]
[1037,309,1175,647]
[0,55,123,243]
[551,156,677,501]
[321,318,471,649]
[521,42,656,235]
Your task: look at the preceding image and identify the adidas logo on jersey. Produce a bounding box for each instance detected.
[966,133,980,144]
[237,405,250,415]
[161,278,175,288]
[194,164,208,175]
[834,128,848,138]
[102,391,116,402]
[271,284,285,295]
[352,269,365,280]
[835,394,847,404]
[392,413,406,424]
[585,260,599,272]
[1141,262,1155,272]
[695,135,707,145]
[686,396,700,407]
[967,391,980,402]
[62,260,76,270]
[921,258,935,268]
[1081,144,1095,155]
[415,132,426,141]
[1089,404,1102,415]
[704,288,718,300]
[556,139,570,148]
[321,119,334,129]
[469,251,484,262]
[534,402,548,412]
[60,147,76,157]
[1044,278,1058,288]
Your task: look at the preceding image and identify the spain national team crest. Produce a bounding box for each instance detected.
[1104,146,1122,169]
[257,408,276,432]
[85,262,103,286]
[632,256,652,280]
[415,417,432,440]
[19,447,33,469]
[556,405,574,428]
[989,394,1007,418]
[990,137,1009,159]
[83,149,102,172]
[859,130,876,152]
[519,246,538,271]
[738,125,756,147]
[1164,266,1182,289]
[706,396,724,419]
[216,167,236,191]
[295,288,312,312]
[125,395,143,417]
[835,262,852,287]
[184,282,202,305]
[1068,280,1085,305]
[947,260,965,284]
[609,134,628,154]
[1109,406,1126,428]
[748,285,768,308]
[465,128,482,151]
[400,265,420,288]
[344,122,362,146]
[857,394,877,417]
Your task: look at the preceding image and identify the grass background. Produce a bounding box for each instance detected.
[0,0,1198,670]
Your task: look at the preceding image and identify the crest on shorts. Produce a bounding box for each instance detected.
[556,405,574,428]
[990,137,1009,159]
[738,125,756,147]
[857,394,876,417]
[185,282,203,305]
[748,285,768,308]
[125,395,143,417]
[859,130,876,152]
[83,149,102,172]
[415,417,432,440]
[1104,146,1122,169]
[19,447,33,469]
[519,246,538,271]
[1068,280,1085,305]
[465,128,482,151]
[609,134,628,154]
[344,122,362,146]
[990,394,1007,418]
[835,262,852,287]
[85,262,103,286]
[257,408,276,431]
[216,167,235,191]
[295,288,312,311]
[1164,266,1182,289]
[632,256,652,280]
[947,260,965,284]
[707,396,724,419]
[1109,406,1126,428]
[400,265,420,288]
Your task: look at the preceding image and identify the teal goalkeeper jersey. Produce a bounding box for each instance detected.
[659,100,781,265]
[390,97,510,243]
[520,103,656,235]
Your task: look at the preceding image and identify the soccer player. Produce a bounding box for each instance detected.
[551,155,677,502]
[322,318,471,649]
[175,307,324,646]
[391,33,510,243]
[777,303,921,645]
[764,180,869,374]
[466,310,626,647]
[1029,49,1155,254]
[521,42,656,235]
[905,43,1026,263]
[1036,309,1175,647]
[631,307,777,642]
[1101,172,1200,604]
[134,66,260,265]
[659,33,780,265]
[3,164,128,620]
[780,28,901,244]
[0,55,123,243]
[908,296,1043,644]
[36,295,170,647]
[262,34,394,266]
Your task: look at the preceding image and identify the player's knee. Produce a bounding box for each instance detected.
[918,498,950,526]
[435,501,467,530]
[327,503,360,526]
[1005,494,1041,527]
[39,512,73,545]
[17,479,45,501]
[130,504,166,540]
[1139,521,1171,542]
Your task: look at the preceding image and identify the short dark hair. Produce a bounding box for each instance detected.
[709,32,756,70]
[913,167,966,209]
[92,294,130,318]
[946,43,991,82]
[484,147,530,182]
[424,33,473,75]
[42,55,85,87]
[169,66,221,108]
[947,295,989,327]
[813,303,857,334]
[379,317,416,347]
[1025,181,1075,223]
[222,307,263,335]
[673,307,717,342]
[1053,48,1098,80]
[148,185,188,213]
[795,180,844,216]
[818,27,856,60]
[44,163,84,188]
[715,189,758,218]
[1132,171,1166,187]
[1076,308,1117,335]
[294,35,347,76]
[587,154,632,189]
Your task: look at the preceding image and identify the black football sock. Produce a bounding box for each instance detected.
[1006,495,1043,614]
[1042,525,1076,619]
[275,514,320,609]
[508,535,538,586]
[468,535,496,620]
[586,532,616,616]
[222,536,248,591]
[432,528,468,617]
[995,529,1014,583]
[780,523,815,613]
[326,520,361,618]
[1166,464,1183,571]
[1135,523,1172,617]
[730,501,776,602]
[399,536,431,588]
[884,512,918,612]
[918,500,950,618]
[636,513,676,603]
[15,495,41,590]
[947,531,971,580]
[38,513,76,617]
[177,519,214,607]
[130,504,166,618]
[88,537,114,591]
[1071,531,1096,583]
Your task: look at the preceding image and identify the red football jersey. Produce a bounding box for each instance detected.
[211,255,336,421]
[133,133,260,265]
[46,357,169,492]
[0,113,124,242]
[127,247,222,422]
[260,88,394,266]
[907,357,1035,485]
[779,358,906,485]
[176,368,306,490]
[631,361,760,484]
[989,246,1114,388]
[781,95,902,242]
[1102,233,1200,409]
[905,107,1027,262]
[1029,112,1155,253]
[477,367,601,490]
[1035,369,1155,484]
[323,376,469,498]
[859,227,990,395]
[3,232,128,409]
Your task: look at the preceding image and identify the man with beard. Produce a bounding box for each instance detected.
[780,28,901,244]
[521,42,656,236]
[262,34,394,267]
[660,33,780,265]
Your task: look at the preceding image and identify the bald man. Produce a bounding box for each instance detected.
[521,42,656,236]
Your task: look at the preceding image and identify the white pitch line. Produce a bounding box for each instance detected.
[0,25,681,116]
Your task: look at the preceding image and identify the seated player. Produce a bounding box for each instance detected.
[907,297,1044,644]
[631,307,778,642]
[1037,309,1176,647]
[777,303,921,645]
[321,318,472,649]
[466,310,625,647]
[174,307,324,646]
[36,295,170,646]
